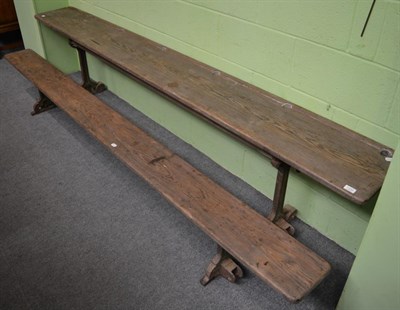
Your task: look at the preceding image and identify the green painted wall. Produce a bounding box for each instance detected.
[17,1,399,254]
[337,143,400,310]
[13,0,45,56]
[14,0,78,72]
[35,0,79,73]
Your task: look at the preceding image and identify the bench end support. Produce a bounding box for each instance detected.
[69,39,107,95]
[268,158,298,235]
[82,78,107,95]
[200,245,243,286]
[31,91,57,116]
[273,205,297,235]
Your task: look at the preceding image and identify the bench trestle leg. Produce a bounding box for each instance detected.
[200,245,243,286]
[31,91,56,116]
[69,40,107,94]
[267,158,297,235]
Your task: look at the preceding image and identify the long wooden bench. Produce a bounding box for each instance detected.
[5,5,393,304]
[6,49,331,302]
[35,7,392,208]
[33,7,394,237]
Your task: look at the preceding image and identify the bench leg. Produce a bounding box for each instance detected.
[267,158,297,235]
[200,245,243,286]
[31,91,56,116]
[69,40,107,94]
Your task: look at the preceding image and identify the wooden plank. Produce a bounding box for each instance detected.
[5,49,331,302]
[35,7,392,205]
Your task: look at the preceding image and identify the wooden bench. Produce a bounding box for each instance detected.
[5,5,393,304]
[6,49,331,302]
[34,7,392,215]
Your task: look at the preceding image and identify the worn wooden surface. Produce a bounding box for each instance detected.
[35,7,392,205]
[5,49,331,302]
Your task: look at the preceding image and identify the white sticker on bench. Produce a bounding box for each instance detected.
[385,157,392,162]
[343,184,357,194]
[111,143,117,148]
[281,102,293,109]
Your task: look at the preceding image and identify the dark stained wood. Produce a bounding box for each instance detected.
[69,39,107,94]
[5,49,331,302]
[0,0,19,33]
[31,91,56,115]
[35,7,392,205]
[200,245,244,286]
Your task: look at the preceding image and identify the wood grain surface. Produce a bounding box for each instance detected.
[34,7,392,205]
[5,49,331,302]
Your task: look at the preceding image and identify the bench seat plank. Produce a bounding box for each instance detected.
[35,7,392,204]
[5,49,330,302]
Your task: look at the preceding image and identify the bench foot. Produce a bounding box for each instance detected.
[200,245,243,286]
[282,204,297,221]
[269,204,297,236]
[31,91,56,116]
[82,78,107,94]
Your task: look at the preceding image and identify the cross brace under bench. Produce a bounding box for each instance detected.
[5,49,331,303]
